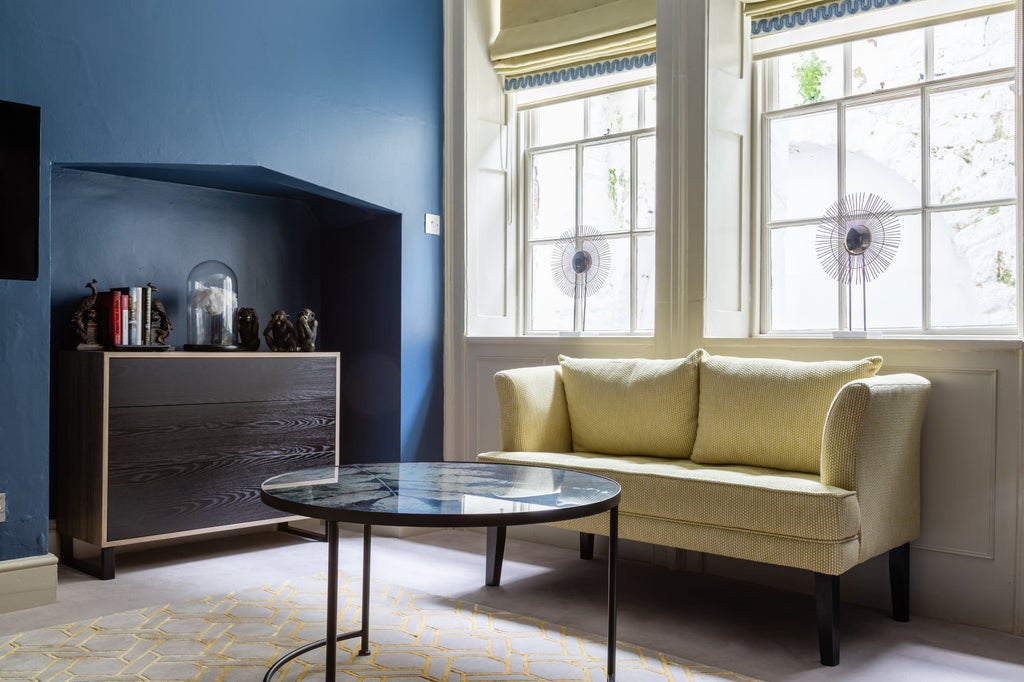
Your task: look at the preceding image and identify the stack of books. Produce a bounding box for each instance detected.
[96,285,156,348]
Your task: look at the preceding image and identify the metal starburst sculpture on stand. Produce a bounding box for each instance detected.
[551,225,611,333]
[816,192,901,338]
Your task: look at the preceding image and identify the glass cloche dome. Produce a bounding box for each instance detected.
[185,260,240,351]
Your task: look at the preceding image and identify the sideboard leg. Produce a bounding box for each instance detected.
[59,534,115,580]
[485,526,506,586]
[815,572,840,666]
[580,532,595,560]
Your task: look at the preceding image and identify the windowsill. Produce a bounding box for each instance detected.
[465,334,655,343]
[705,334,1023,352]
[466,333,1022,351]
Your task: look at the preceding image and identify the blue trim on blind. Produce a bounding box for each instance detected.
[504,52,656,92]
[751,0,920,36]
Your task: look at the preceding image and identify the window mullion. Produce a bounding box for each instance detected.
[574,141,585,332]
[837,101,848,331]
[920,82,932,332]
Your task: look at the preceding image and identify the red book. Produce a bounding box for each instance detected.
[111,290,122,346]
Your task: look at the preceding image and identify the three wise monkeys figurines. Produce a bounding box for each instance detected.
[236,307,318,352]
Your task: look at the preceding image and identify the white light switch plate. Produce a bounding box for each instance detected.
[425,213,441,236]
[0,492,6,523]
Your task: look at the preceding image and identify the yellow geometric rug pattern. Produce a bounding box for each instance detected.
[0,573,759,681]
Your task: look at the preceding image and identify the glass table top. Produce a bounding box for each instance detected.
[261,462,621,527]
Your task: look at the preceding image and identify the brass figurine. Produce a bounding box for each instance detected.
[146,282,173,346]
[70,278,103,350]
[263,309,298,352]
[296,308,318,352]
[236,307,260,351]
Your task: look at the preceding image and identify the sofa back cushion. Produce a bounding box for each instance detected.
[559,349,706,458]
[691,355,883,473]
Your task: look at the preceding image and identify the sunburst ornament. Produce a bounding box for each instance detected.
[816,192,900,337]
[551,225,611,332]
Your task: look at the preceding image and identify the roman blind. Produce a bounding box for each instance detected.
[491,0,656,91]
[744,0,1013,58]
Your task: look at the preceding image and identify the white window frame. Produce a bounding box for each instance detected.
[515,76,657,336]
[758,13,1019,336]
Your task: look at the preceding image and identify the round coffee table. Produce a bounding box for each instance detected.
[260,461,622,682]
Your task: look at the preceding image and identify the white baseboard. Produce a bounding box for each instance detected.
[0,553,58,614]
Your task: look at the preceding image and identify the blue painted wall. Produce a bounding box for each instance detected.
[0,0,443,562]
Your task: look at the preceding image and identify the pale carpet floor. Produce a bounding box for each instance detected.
[2,528,1023,681]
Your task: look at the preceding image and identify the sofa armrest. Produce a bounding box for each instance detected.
[820,373,931,560]
[494,365,573,453]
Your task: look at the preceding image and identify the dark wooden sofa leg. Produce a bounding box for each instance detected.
[486,526,506,586]
[580,532,595,560]
[815,573,840,666]
[889,542,910,622]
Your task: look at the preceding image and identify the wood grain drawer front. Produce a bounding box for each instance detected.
[106,399,336,541]
[108,355,338,407]
[103,353,339,543]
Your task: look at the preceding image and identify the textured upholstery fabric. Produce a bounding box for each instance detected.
[558,349,706,458]
[477,450,859,541]
[820,373,930,561]
[494,365,573,453]
[483,359,929,577]
[546,513,862,575]
[691,354,883,473]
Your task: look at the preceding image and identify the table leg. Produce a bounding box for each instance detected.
[608,506,618,682]
[325,520,339,682]
[264,520,361,682]
[359,524,372,655]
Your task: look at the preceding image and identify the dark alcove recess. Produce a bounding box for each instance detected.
[50,163,402,467]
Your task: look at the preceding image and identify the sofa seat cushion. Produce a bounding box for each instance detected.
[558,350,706,458]
[478,450,860,542]
[692,354,883,474]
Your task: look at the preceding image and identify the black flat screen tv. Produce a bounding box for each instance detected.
[0,99,41,281]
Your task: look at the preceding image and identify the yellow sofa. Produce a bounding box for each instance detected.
[477,350,931,666]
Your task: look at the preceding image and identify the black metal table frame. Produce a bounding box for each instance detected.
[260,465,620,682]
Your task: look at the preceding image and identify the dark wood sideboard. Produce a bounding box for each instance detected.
[56,351,340,578]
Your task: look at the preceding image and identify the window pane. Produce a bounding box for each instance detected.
[530,149,576,240]
[531,99,584,147]
[846,97,921,210]
[579,236,631,332]
[769,110,838,221]
[774,45,843,110]
[636,135,655,231]
[930,206,1016,328]
[769,224,839,331]
[929,83,1016,206]
[856,214,922,330]
[642,85,656,128]
[636,233,655,331]
[851,29,924,95]
[587,88,639,137]
[582,140,631,232]
[934,11,1016,79]
[530,242,573,332]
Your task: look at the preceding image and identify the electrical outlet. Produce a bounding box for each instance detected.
[0,492,6,523]
[425,213,441,236]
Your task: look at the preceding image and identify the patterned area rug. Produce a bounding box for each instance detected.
[0,573,758,681]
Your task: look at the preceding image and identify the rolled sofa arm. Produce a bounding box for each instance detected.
[494,365,573,453]
[820,373,931,560]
